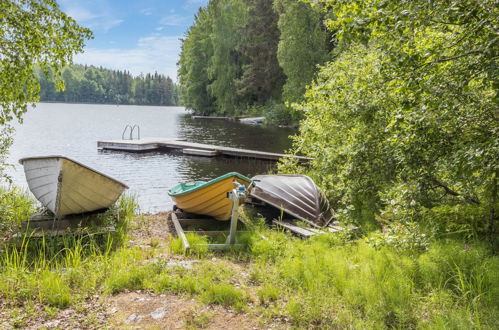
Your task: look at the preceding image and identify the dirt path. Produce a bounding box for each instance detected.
[107,291,263,329]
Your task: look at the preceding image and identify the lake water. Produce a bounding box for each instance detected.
[7,103,295,213]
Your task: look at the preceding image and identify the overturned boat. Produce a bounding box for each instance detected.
[168,172,252,221]
[249,174,334,227]
[19,156,128,218]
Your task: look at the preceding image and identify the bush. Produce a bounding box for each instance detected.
[366,221,430,251]
[0,187,36,234]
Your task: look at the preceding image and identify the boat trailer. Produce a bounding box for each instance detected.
[170,184,248,251]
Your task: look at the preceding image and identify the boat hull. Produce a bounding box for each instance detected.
[249,174,333,227]
[20,156,128,218]
[168,173,251,221]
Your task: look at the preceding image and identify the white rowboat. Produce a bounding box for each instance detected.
[19,156,128,218]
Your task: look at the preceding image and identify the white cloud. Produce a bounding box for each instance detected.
[74,35,181,80]
[59,0,123,32]
[159,14,189,26]
[186,0,208,4]
[140,8,153,16]
[65,7,98,21]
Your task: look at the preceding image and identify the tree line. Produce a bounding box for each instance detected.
[178,0,332,123]
[36,64,181,106]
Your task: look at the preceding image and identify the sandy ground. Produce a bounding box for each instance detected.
[108,291,263,329]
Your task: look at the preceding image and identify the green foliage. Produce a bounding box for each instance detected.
[274,0,330,103]
[237,0,284,105]
[38,270,71,307]
[0,0,92,124]
[184,310,213,329]
[249,229,291,262]
[207,0,248,116]
[366,221,430,251]
[178,0,332,123]
[36,64,180,106]
[282,0,498,233]
[169,233,210,257]
[178,7,217,115]
[261,234,498,328]
[105,264,150,294]
[0,187,36,235]
[256,283,280,304]
[200,283,247,308]
[1,213,497,328]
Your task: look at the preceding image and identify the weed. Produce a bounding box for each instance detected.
[0,187,36,235]
[256,284,280,304]
[170,233,210,257]
[200,283,247,308]
[149,237,161,248]
[185,309,213,329]
[44,305,58,319]
[38,270,71,307]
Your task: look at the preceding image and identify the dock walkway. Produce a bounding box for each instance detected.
[97,138,310,162]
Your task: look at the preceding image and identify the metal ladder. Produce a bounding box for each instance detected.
[122,124,140,140]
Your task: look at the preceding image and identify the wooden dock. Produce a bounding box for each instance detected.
[97,138,311,162]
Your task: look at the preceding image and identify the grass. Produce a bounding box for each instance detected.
[185,309,213,329]
[0,186,36,235]
[200,283,247,308]
[0,187,497,328]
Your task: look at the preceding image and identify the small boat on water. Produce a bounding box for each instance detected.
[249,174,334,227]
[19,156,128,218]
[168,172,252,221]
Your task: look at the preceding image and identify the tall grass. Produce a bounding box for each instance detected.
[244,229,499,328]
[1,187,497,329]
[0,192,139,308]
[0,186,36,235]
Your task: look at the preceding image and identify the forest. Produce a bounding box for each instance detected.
[178,0,332,123]
[36,64,181,106]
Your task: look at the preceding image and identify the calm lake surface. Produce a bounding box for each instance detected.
[7,103,295,213]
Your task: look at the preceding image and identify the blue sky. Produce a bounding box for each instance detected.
[58,0,209,80]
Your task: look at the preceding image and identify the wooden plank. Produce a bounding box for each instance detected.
[184,230,228,237]
[183,148,218,157]
[191,115,230,120]
[184,230,249,237]
[171,212,190,251]
[13,226,115,238]
[272,219,316,238]
[97,138,312,162]
[176,218,218,227]
[328,226,344,233]
[204,243,243,250]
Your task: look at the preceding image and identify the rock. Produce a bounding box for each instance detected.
[44,320,60,327]
[150,308,166,320]
[166,260,198,269]
[125,314,137,324]
[108,307,118,314]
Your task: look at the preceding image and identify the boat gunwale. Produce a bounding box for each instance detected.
[168,172,252,197]
[19,155,129,189]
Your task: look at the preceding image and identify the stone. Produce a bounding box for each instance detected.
[150,308,166,320]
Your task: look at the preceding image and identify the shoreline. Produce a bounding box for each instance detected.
[35,101,183,107]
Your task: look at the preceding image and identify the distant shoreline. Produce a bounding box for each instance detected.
[36,101,184,107]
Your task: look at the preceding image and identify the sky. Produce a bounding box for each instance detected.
[58,0,209,81]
